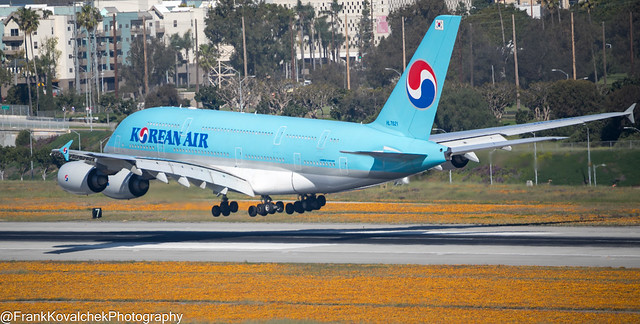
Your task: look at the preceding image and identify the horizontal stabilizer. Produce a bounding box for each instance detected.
[340,150,427,161]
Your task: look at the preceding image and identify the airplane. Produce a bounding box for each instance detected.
[53,15,636,217]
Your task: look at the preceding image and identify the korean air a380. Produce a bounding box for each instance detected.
[54,15,636,217]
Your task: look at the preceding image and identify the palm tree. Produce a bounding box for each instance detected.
[76,4,102,105]
[170,30,194,87]
[327,0,343,62]
[16,7,39,116]
[198,43,218,81]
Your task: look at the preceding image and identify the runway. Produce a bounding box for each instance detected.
[1,222,639,267]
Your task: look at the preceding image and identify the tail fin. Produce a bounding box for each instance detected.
[371,15,461,140]
[59,140,73,161]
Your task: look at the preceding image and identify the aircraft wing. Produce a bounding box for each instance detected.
[52,145,255,197]
[432,104,636,153]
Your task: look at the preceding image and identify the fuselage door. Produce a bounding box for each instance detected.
[339,157,348,175]
[274,126,286,145]
[235,147,243,167]
[293,153,302,171]
[317,130,330,149]
[181,118,193,139]
[114,135,121,153]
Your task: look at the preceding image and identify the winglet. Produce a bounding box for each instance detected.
[625,103,636,124]
[59,140,73,161]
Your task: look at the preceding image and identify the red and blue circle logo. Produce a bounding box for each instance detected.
[64,174,69,182]
[406,59,437,110]
[62,147,68,154]
[138,127,149,143]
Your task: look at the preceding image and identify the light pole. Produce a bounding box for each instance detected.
[532,132,538,185]
[28,129,33,179]
[384,67,402,77]
[70,130,81,151]
[584,124,592,186]
[551,68,569,80]
[99,136,111,153]
[593,163,606,186]
[489,149,496,185]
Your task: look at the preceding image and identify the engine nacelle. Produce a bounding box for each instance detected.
[57,161,108,195]
[102,169,150,200]
[451,154,470,168]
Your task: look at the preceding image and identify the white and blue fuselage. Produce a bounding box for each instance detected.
[104,107,448,195]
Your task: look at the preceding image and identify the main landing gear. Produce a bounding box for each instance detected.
[211,195,239,217]
[246,194,327,217]
[284,194,326,215]
[248,196,284,217]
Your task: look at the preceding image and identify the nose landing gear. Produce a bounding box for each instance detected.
[211,195,239,217]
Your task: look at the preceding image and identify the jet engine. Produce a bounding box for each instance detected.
[57,161,108,195]
[102,168,150,200]
[450,154,470,168]
[438,152,479,171]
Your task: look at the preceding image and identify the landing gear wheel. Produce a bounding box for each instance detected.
[285,203,295,214]
[276,201,284,213]
[317,195,326,207]
[294,201,305,214]
[257,203,267,216]
[229,201,239,213]
[248,205,257,217]
[211,205,221,217]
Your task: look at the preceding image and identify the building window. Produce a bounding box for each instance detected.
[10,29,18,36]
[173,20,177,27]
[67,26,71,31]
[69,68,73,73]
[34,42,38,49]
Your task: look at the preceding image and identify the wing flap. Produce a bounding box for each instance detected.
[340,150,427,161]
[447,136,566,155]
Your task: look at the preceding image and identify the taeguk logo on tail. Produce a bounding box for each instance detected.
[138,127,150,143]
[406,59,437,110]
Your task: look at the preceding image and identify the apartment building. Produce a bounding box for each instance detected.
[1,1,212,95]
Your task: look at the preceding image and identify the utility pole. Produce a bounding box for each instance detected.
[345,13,350,90]
[602,21,607,85]
[195,19,199,94]
[631,11,635,76]
[242,16,248,78]
[143,16,149,96]
[112,13,118,98]
[571,11,577,80]
[512,14,520,110]
[469,23,474,87]
[290,19,295,81]
[402,16,406,70]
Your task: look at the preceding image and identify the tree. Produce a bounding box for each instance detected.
[122,37,175,99]
[205,0,294,78]
[37,37,61,111]
[547,80,603,119]
[144,84,180,108]
[522,81,553,121]
[480,82,515,120]
[434,84,498,132]
[195,85,224,110]
[326,0,344,62]
[197,43,218,79]
[357,0,373,68]
[15,7,39,115]
[76,4,102,103]
[170,30,194,87]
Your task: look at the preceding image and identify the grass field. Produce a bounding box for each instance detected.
[1,180,638,224]
[1,261,639,323]
[1,180,638,323]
